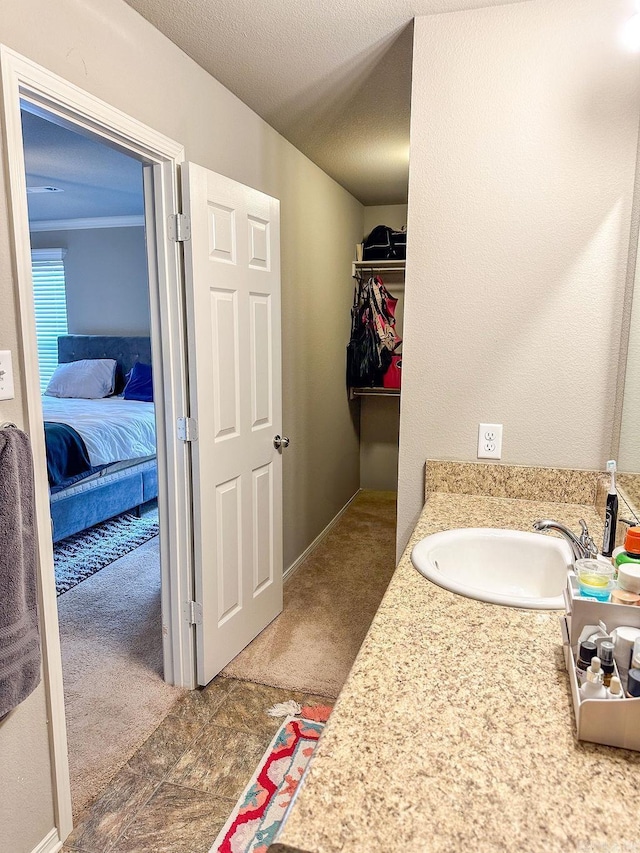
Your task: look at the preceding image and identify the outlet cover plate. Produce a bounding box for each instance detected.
[478,423,503,459]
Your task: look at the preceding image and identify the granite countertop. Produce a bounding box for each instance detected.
[273,490,640,853]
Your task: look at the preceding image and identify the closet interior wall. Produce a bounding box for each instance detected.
[359,204,407,491]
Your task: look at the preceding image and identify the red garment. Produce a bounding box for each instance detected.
[383,355,402,389]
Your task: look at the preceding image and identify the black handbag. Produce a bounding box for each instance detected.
[362,224,407,261]
[362,225,393,261]
[389,228,407,260]
[346,325,380,388]
[346,277,379,386]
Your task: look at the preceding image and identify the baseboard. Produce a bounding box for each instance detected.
[283,489,361,582]
[30,828,62,853]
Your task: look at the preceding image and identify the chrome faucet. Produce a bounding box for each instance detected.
[532,518,598,562]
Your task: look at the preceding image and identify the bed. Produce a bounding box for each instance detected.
[44,335,159,542]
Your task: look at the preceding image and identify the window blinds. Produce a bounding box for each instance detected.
[31,248,68,392]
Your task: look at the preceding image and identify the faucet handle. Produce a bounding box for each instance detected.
[577,519,598,559]
[578,518,590,548]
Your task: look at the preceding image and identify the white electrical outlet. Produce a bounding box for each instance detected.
[0,351,15,401]
[478,423,503,459]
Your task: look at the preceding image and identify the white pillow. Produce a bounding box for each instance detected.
[44,359,117,399]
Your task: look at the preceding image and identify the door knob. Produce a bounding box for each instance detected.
[273,435,290,450]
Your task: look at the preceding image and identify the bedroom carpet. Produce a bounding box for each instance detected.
[57,534,185,818]
[223,490,397,698]
[54,509,159,595]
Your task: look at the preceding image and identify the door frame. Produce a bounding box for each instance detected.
[0,46,196,842]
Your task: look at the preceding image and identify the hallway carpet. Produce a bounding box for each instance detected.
[57,535,184,818]
[223,490,397,698]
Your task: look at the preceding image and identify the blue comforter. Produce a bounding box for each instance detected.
[44,421,93,490]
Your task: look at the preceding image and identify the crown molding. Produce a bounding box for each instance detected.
[29,215,145,232]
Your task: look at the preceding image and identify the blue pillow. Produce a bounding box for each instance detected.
[123,362,153,402]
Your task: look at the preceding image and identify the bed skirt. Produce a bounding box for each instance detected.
[50,458,157,543]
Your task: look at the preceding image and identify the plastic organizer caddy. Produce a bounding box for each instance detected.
[562,575,640,751]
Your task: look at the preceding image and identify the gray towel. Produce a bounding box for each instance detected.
[0,428,41,717]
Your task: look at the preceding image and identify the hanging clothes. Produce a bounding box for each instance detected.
[346,275,401,388]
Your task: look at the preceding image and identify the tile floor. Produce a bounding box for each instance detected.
[62,677,333,853]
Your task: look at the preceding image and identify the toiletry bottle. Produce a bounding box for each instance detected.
[576,640,598,686]
[580,657,607,700]
[614,527,640,589]
[602,460,618,558]
[607,676,624,699]
[612,627,640,685]
[626,668,640,698]
[611,588,640,606]
[631,638,640,672]
[599,641,615,688]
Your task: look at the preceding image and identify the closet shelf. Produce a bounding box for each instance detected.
[352,259,406,278]
[350,387,401,398]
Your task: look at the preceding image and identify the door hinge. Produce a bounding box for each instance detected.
[168,213,191,242]
[185,600,203,626]
[177,416,198,442]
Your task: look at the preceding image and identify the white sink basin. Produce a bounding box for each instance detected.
[411,528,574,609]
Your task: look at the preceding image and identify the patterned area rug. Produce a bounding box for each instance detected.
[53,511,159,596]
[211,716,325,853]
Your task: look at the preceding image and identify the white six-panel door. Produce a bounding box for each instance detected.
[181,162,283,685]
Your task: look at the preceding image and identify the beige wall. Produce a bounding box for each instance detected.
[0,0,362,848]
[360,203,407,491]
[398,0,640,551]
[30,227,150,336]
[363,204,408,236]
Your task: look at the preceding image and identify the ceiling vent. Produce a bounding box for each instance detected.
[26,186,64,194]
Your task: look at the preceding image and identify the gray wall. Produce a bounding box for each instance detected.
[360,396,400,490]
[618,241,640,472]
[30,226,150,335]
[0,0,363,849]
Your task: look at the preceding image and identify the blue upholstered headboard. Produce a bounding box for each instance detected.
[57,335,152,393]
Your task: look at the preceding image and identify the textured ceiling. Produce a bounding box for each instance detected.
[21,108,144,222]
[122,0,523,206]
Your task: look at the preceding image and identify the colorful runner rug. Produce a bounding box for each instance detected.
[210,716,325,853]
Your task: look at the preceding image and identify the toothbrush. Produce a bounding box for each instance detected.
[602,460,618,558]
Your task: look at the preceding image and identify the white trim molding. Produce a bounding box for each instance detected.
[284,489,361,582]
[29,827,62,853]
[0,44,194,846]
[2,46,184,162]
[30,215,145,232]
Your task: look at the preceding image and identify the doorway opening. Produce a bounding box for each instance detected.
[20,103,184,816]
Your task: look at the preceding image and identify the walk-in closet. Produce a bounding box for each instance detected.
[349,204,407,492]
